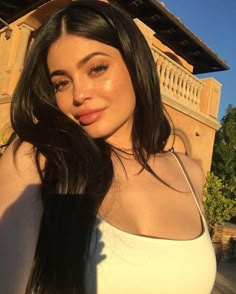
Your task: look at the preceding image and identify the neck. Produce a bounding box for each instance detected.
[112,145,133,155]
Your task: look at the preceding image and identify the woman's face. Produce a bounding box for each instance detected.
[47,34,136,146]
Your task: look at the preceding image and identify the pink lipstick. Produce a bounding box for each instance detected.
[77,109,105,125]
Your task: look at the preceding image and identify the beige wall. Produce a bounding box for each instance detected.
[0,103,11,139]
[165,105,216,173]
[200,77,222,119]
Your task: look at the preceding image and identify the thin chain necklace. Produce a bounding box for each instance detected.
[112,146,134,155]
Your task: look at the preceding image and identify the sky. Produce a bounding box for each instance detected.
[158,0,236,120]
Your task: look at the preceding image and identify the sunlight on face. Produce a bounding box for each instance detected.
[47,34,136,146]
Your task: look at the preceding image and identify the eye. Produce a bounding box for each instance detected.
[89,64,108,76]
[52,79,71,93]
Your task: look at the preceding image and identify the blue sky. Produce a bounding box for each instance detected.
[159,0,236,120]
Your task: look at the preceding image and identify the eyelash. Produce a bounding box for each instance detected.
[52,64,108,93]
[89,64,108,75]
[52,80,70,93]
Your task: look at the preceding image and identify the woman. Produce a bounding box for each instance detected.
[0,1,216,293]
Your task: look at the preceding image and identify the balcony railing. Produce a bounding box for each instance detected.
[151,46,204,111]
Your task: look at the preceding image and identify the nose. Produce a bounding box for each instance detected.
[72,80,91,105]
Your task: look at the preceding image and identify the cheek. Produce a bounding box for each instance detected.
[55,98,65,111]
[96,78,121,101]
[55,96,70,115]
[56,99,78,123]
[101,79,113,92]
[102,75,135,100]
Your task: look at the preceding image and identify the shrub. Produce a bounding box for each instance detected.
[203,172,236,236]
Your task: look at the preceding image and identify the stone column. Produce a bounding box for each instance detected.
[0,28,13,94]
[15,23,34,70]
[1,24,34,98]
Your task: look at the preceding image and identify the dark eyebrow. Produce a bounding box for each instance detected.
[50,70,67,79]
[49,51,110,79]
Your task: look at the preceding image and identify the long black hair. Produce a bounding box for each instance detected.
[10,1,171,293]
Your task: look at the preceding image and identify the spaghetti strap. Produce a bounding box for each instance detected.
[169,152,206,222]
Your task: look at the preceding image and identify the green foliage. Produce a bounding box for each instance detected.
[212,104,236,200]
[204,172,236,235]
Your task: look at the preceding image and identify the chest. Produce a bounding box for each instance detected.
[86,217,216,294]
[99,169,203,240]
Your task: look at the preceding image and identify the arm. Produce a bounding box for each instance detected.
[0,142,43,294]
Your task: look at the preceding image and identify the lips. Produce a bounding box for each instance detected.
[75,108,105,125]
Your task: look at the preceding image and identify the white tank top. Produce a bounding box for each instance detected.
[86,154,216,294]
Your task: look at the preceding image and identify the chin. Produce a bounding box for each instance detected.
[82,128,110,139]
[82,126,119,141]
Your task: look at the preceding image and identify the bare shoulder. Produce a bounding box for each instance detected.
[0,141,44,293]
[0,140,42,182]
[174,152,204,186]
[155,151,205,202]
[0,140,43,215]
[170,152,205,202]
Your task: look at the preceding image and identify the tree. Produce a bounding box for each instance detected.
[212,104,236,200]
[203,172,236,236]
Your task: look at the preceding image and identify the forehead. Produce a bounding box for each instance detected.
[47,34,119,68]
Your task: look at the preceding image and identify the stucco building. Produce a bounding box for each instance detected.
[0,0,228,173]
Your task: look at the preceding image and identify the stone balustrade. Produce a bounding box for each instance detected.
[151,45,204,111]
